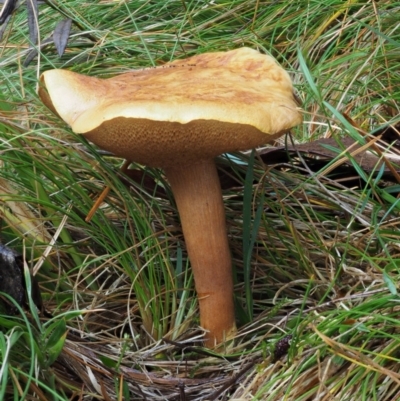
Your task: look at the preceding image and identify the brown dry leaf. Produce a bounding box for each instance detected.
[0,177,51,243]
[260,135,400,174]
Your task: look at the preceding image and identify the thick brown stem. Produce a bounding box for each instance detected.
[165,159,237,347]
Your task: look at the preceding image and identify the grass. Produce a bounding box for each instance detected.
[1,0,400,399]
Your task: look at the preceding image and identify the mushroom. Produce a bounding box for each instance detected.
[38,47,302,347]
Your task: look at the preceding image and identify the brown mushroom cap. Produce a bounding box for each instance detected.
[39,47,301,167]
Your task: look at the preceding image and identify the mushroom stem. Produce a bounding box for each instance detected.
[164,159,237,347]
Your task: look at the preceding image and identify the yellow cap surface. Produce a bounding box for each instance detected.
[39,47,301,167]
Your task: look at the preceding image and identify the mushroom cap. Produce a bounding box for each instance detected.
[39,47,302,168]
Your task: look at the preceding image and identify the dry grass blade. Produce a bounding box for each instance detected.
[312,325,400,386]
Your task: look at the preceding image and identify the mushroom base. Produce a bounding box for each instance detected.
[165,159,237,348]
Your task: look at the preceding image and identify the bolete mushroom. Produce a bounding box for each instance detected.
[39,47,302,347]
